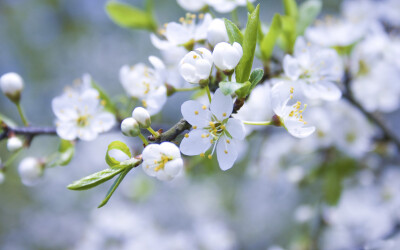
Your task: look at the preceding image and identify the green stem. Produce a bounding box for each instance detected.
[228,74,232,81]
[205,85,212,103]
[16,103,28,126]
[147,127,159,138]
[3,148,23,168]
[175,86,201,92]
[138,133,149,146]
[231,8,239,25]
[242,121,272,126]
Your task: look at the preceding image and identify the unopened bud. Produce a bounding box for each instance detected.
[7,136,23,152]
[18,157,44,186]
[121,117,140,137]
[132,107,151,128]
[0,72,24,103]
[212,42,243,72]
[207,18,229,47]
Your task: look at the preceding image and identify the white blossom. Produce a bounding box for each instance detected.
[179,48,213,84]
[283,37,343,101]
[18,157,43,186]
[141,142,183,181]
[119,56,167,115]
[121,118,140,137]
[0,72,24,101]
[180,88,245,170]
[206,0,255,13]
[271,82,315,138]
[52,74,116,141]
[132,107,151,128]
[212,42,243,72]
[177,0,207,12]
[207,18,229,47]
[7,136,23,152]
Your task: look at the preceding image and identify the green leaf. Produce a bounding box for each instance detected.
[283,0,299,20]
[279,15,297,54]
[219,81,243,95]
[261,14,282,60]
[224,18,244,45]
[323,171,342,206]
[91,81,117,114]
[67,167,125,191]
[57,140,75,166]
[105,1,157,31]
[297,0,322,35]
[98,167,132,208]
[249,69,264,90]
[235,4,260,83]
[235,81,251,98]
[105,141,132,167]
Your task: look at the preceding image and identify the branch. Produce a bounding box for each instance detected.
[0,124,57,141]
[343,71,400,150]
[148,119,191,143]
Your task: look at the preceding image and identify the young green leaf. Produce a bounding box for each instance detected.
[219,81,243,95]
[105,141,132,167]
[235,81,252,98]
[57,140,75,166]
[235,4,260,83]
[224,18,244,45]
[261,14,282,60]
[249,69,264,90]
[283,0,299,20]
[67,167,125,191]
[297,0,322,35]
[105,1,157,31]
[98,167,132,208]
[279,15,297,54]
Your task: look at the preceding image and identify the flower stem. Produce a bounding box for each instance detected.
[138,133,149,146]
[16,103,28,126]
[3,148,23,168]
[175,86,201,92]
[205,85,212,103]
[242,121,272,126]
[147,127,159,138]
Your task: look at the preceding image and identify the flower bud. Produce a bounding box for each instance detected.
[18,157,44,186]
[179,48,213,85]
[121,117,141,137]
[7,137,23,152]
[132,107,151,128]
[207,18,229,47]
[212,42,243,73]
[0,72,24,103]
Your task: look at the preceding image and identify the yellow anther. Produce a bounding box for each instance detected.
[179,17,185,23]
[164,23,168,28]
[209,121,215,127]
[193,55,198,59]
[208,155,212,160]
[210,139,213,144]
[193,126,197,129]
[194,111,199,115]
[184,133,189,138]
[226,139,230,144]
[200,153,205,157]
[201,134,206,138]
[206,134,210,138]
[101,100,106,106]
[224,150,228,154]
[223,112,227,117]
[199,13,204,19]
[142,100,147,107]
[202,105,207,110]
[290,94,293,99]
[220,125,226,130]
[290,87,294,94]
[154,160,157,164]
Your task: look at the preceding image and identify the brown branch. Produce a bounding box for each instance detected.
[148,119,191,143]
[0,123,57,141]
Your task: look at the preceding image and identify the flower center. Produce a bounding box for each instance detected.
[288,101,308,124]
[154,155,172,172]
[76,115,91,127]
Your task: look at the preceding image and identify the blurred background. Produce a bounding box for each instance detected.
[2,0,397,250]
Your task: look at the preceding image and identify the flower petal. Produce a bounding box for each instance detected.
[56,121,78,140]
[283,55,301,81]
[160,142,181,159]
[210,88,233,120]
[226,118,245,140]
[181,100,212,127]
[180,129,212,156]
[216,135,238,171]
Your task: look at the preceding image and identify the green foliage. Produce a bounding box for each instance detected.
[283,0,299,20]
[67,167,125,191]
[56,140,75,166]
[297,0,322,35]
[105,141,132,167]
[249,69,264,91]
[105,1,157,31]
[219,81,250,98]
[278,15,297,54]
[98,167,132,208]
[224,18,244,45]
[235,81,252,98]
[235,5,260,83]
[260,14,282,60]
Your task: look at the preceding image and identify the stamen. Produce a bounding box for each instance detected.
[184,133,189,138]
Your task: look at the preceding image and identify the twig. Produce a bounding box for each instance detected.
[148,119,191,143]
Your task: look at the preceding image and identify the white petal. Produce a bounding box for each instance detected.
[216,136,238,171]
[91,112,116,133]
[164,158,183,177]
[56,121,78,140]
[52,97,78,121]
[142,144,161,161]
[195,59,212,79]
[288,126,316,138]
[283,55,301,81]
[210,88,233,120]
[181,100,212,127]
[226,118,245,140]
[166,22,191,45]
[271,81,291,116]
[160,142,181,159]
[77,127,98,141]
[317,81,342,101]
[180,129,212,156]
[142,160,157,177]
[144,86,167,115]
[156,170,171,181]
[179,63,197,83]
[149,56,165,71]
